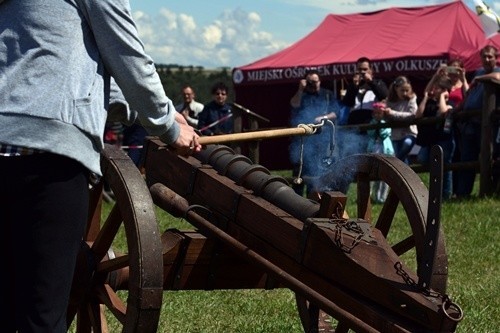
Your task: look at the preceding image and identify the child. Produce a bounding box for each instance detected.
[382,76,418,164]
[367,102,395,203]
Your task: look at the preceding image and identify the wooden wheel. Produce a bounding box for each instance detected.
[68,144,164,333]
[297,153,448,332]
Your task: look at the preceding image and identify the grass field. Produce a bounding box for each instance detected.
[72,170,499,333]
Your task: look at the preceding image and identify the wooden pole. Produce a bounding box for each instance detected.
[198,126,312,146]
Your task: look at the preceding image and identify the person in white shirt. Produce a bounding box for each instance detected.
[175,86,205,127]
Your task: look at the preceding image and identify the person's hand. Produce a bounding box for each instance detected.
[440,90,449,100]
[298,79,307,92]
[437,63,447,76]
[460,68,467,82]
[353,73,361,86]
[172,113,201,156]
[362,69,373,83]
[181,109,189,120]
[372,102,385,120]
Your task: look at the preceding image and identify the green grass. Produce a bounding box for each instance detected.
[78,171,499,333]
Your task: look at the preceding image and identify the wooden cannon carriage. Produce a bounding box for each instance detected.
[68,134,463,332]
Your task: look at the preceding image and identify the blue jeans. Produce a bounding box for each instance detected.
[393,135,416,164]
[417,137,455,199]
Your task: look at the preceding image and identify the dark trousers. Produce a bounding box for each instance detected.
[456,122,481,197]
[0,153,89,333]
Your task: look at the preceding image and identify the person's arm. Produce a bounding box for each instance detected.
[341,74,360,107]
[424,64,447,93]
[438,91,452,116]
[460,69,469,93]
[80,0,201,152]
[367,79,389,101]
[290,79,306,108]
[385,95,417,120]
[416,92,429,118]
[472,71,500,84]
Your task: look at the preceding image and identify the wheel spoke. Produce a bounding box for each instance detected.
[96,284,127,325]
[91,204,123,263]
[391,235,415,256]
[88,302,104,333]
[295,295,320,333]
[97,253,130,274]
[76,306,92,333]
[356,173,371,221]
[375,189,399,236]
[87,183,104,241]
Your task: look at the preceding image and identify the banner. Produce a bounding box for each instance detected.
[233,58,447,85]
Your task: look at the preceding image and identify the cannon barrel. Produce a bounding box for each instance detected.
[196,144,320,221]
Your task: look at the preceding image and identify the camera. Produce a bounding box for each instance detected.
[306,80,316,88]
[446,66,460,74]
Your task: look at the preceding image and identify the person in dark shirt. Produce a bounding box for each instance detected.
[288,70,340,197]
[415,76,455,199]
[455,45,500,197]
[198,82,233,136]
[341,57,388,157]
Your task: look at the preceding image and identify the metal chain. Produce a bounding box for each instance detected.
[331,219,365,253]
[394,262,463,322]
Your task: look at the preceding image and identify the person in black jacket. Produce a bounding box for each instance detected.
[415,76,455,199]
[341,57,389,157]
[198,82,233,136]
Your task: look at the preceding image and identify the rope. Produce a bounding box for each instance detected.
[293,119,337,185]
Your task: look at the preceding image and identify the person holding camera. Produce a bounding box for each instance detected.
[416,76,456,200]
[341,57,389,157]
[289,70,340,197]
[343,57,389,123]
[424,59,468,108]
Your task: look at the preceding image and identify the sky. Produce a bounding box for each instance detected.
[129,0,500,69]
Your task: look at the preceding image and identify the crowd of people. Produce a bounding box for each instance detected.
[287,46,500,202]
[106,46,500,203]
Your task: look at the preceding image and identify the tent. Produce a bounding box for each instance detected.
[232,0,500,170]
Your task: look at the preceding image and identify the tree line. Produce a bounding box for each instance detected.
[156,64,234,107]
